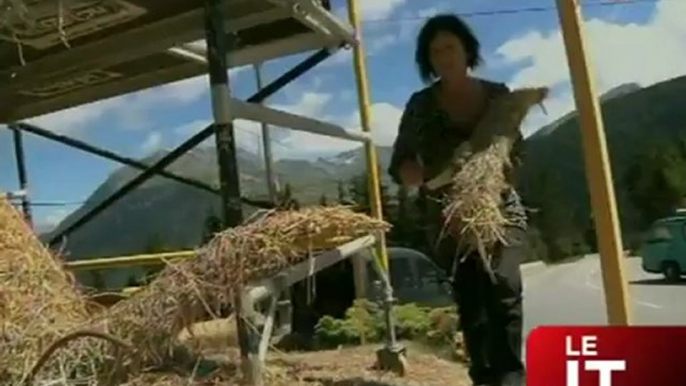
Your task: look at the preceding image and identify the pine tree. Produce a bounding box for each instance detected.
[202,210,222,244]
[319,194,328,206]
[337,180,347,204]
[625,136,686,227]
[278,182,299,209]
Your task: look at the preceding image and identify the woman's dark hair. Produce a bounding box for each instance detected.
[415,14,482,83]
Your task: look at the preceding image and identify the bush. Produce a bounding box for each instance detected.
[313,300,466,361]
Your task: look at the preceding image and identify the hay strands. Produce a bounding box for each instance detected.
[13,205,388,386]
[438,87,549,276]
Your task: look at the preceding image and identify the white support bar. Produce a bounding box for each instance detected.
[257,290,279,362]
[245,235,376,306]
[167,47,208,64]
[296,0,357,46]
[231,98,371,143]
[171,32,340,69]
[266,0,333,41]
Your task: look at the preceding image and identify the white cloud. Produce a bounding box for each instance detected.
[24,65,249,136]
[42,208,69,229]
[342,102,404,146]
[140,131,164,154]
[27,97,127,135]
[496,0,686,134]
[259,91,404,158]
[173,119,212,137]
[417,6,440,18]
[170,117,291,156]
[367,33,398,54]
[350,0,406,20]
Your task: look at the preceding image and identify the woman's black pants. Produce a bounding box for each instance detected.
[439,226,527,385]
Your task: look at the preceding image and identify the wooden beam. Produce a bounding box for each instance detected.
[555,0,632,325]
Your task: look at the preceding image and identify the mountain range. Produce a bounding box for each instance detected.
[43,74,686,288]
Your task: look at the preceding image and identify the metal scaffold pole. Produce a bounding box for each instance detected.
[556,0,632,325]
[10,126,33,227]
[204,0,261,384]
[254,63,279,203]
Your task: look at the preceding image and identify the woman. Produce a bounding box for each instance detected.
[388,14,528,386]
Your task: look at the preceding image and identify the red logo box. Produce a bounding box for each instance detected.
[526,326,686,386]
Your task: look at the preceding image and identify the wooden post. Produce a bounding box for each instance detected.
[555,0,632,325]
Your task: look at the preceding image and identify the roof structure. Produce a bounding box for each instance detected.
[0,0,353,123]
[2,0,382,383]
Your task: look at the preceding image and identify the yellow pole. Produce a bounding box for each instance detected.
[347,0,389,297]
[64,250,195,271]
[555,0,632,325]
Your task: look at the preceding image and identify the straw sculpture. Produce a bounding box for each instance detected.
[437,87,549,264]
[15,205,389,385]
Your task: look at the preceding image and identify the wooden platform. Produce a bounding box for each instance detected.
[0,0,352,123]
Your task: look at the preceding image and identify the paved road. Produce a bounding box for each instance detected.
[522,255,686,356]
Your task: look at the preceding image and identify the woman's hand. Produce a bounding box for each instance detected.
[399,160,424,187]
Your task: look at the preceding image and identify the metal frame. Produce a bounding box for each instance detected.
[241,235,376,378]
[10,127,32,227]
[4,1,390,385]
[8,122,273,208]
[3,46,338,247]
[4,0,634,384]
[1,0,351,94]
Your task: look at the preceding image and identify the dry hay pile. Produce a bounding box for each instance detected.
[0,196,96,384]
[23,206,389,385]
[438,87,548,264]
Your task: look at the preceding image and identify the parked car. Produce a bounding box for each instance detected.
[639,215,686,281]
[358,246,454,308]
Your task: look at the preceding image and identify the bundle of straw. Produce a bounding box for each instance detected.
[440,88,549,260]
[26,206,389,385]
[0,196,95,385]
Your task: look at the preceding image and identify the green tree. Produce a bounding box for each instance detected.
[625,137,686,228]
[347,173,391,216]
[278,182,299,209]
[319,194,329,206]
[202,210,222,244]
[524,168,586,261]
[337,180,348,204]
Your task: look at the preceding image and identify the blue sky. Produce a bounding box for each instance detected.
[1,0,685,230]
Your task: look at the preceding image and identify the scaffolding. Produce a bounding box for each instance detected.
[2,0,633,384]
[2,0,402,384]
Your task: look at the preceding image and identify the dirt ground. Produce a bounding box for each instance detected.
[268,343,471,386]
[192,343,470,386]
[176,319,471,386]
